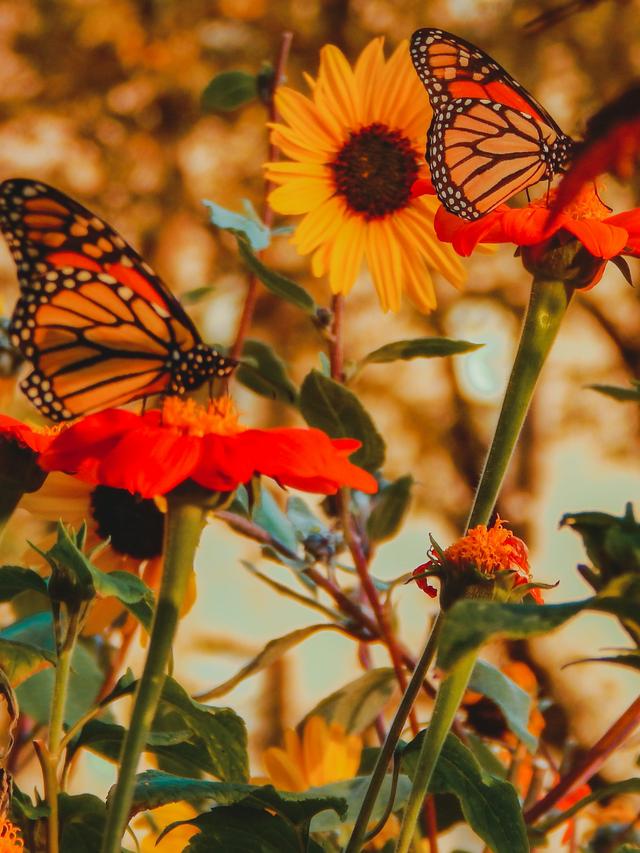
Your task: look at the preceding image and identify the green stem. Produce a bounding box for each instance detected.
[100,495,206,853]
[344,615,442,853]
[467,277,572,529]
[44,609,79,853]
[394,276,573,853]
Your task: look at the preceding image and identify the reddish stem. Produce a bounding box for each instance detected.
[230,30,293,362]
[329,294,345,382]
[525,693,640,825]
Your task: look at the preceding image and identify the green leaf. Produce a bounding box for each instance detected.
[11,783,49,821]
[590,380,640,402]
[366,476,413,544]
[204,199,271,252]
[299,370,385,472]
[0,565,48,600]
[74,719,192,763]
[129,769,347,825]
[201,70,258,112]
[468,660,536,751]
[237,339,298,404]
[465,733,507,778]
[59,793,106,853]
[436,576,640,671]
[286,497,329,541]
[361,338,482,365]
[198,624,341,700]
[253,487,300,557]
[309,775,412,833]
[236,236,316,314]
[402,732,528,853]
[301,668,396,735]
[182,806,304,853]
[156,677,248,783]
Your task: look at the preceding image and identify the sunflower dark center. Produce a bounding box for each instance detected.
[90,486,164,560]
[330,122,419,220]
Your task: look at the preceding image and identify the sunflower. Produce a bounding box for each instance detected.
[265,38,465,313]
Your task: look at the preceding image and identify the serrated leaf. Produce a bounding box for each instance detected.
[0,565,48,600]
[203,200,270,252]
[156,677,248,783]
[235,236,316,314]
[197,624,341,700]
[74,719,192,762]
[366,476,413,544]
[299,370,385,472]
[129,769,347,825]
[437,575,640,671]
[361,338,482,365]
[401,732,528,853]
[201,70,257,112]
[301,668,396,735]
[468,660,536,751]
[237,339,298,404]
[309,774,412,833]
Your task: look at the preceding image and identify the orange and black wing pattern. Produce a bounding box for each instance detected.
[0,179,234,421]
[410,29,574,220]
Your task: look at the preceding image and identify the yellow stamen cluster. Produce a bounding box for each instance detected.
[0,819,24,851]
[443,518,524,576]
[161,396,245,437]
[535,182,611,220]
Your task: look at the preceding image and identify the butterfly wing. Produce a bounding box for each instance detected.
[430,99,556,219]
[1,179,232,421]
[410,28,573,219]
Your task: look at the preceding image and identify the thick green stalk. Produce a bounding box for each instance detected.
[344,615,442,853]
[100,495,206,853]
[394,276,573,853]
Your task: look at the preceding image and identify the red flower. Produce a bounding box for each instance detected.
[430,183,640,289]
[38,397,378,499]
[0,414,61,453]
[412,518,544,605]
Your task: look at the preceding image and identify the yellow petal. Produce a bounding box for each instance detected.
[265,161,332,184]
[365,219,403,312]
[275,88,341,151]
[401,201,466,289]
[353,38,385,124]
[311,240,332,277]
[302,716,329,787]
[20,471,93,525]
[315,44,359,129]
[402,254,437,313]
[329,215,366,295]
[269,124,333,163]
[263,746,307,792]
[293,198,345,255]
[268,178,334,215]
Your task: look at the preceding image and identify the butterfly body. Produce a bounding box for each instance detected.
[0,179,235,421]
[410,28,574,220]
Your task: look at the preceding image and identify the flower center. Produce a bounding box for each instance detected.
[444,517,529,577]
[161,396,244,437]
[534,182,611,220]
[91,486,164,560]
[330,123,420,220]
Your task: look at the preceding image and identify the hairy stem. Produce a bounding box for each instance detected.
[100,495,206,853]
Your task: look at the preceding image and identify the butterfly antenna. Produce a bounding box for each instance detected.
[141,396,148,415]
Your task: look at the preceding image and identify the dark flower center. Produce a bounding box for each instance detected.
[91,486,164,560]
[330,123,419,220]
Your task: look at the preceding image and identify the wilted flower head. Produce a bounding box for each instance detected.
[413,518,543,607]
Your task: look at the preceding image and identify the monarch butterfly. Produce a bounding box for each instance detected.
[410,28,575,220]
[0,178,235,422]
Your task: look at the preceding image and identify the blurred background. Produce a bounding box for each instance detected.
[0,1,639,849]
